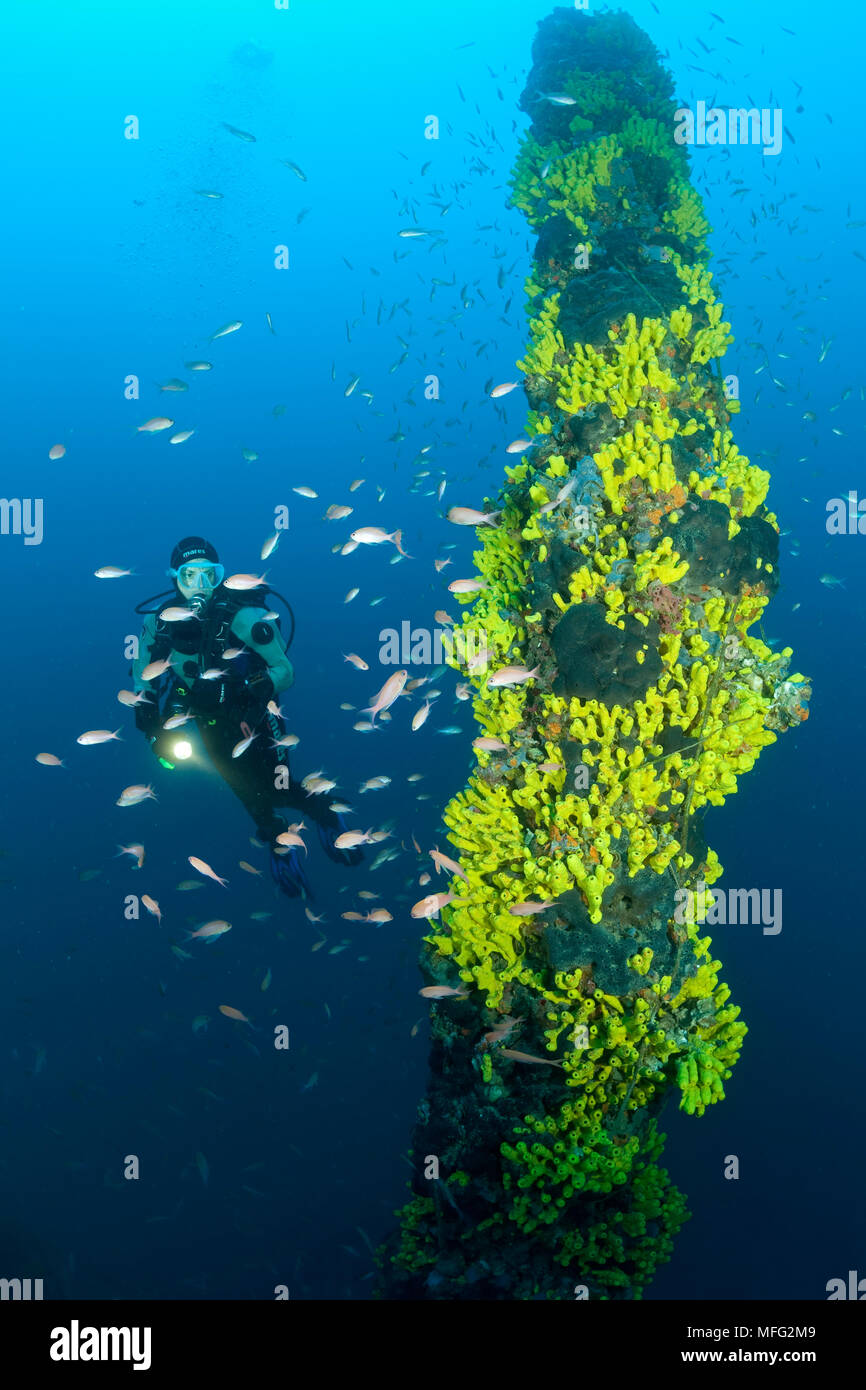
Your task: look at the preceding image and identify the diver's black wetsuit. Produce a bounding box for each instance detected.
[132,586,360,896]
[196,698,343,846]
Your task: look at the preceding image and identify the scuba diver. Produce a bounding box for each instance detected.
[130,536,362,899]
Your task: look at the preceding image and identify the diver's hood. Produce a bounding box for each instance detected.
[170,535,219,570]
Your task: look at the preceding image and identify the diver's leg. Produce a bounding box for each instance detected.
[263,709,364,867]
[272,776,363,867]
[197,716,278,836]
[197,714,313,897]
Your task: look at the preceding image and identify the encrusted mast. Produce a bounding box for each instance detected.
[380,7,810,1300]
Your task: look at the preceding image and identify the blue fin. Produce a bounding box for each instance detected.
[316,813,363,867]
[269,845,312,899]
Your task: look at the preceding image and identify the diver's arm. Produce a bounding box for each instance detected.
[130,616,181,765]
[131,614,160,692]
[231,609,294,695]
[131,615,163,742]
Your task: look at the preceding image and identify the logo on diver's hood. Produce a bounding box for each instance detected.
[170,535,219,570]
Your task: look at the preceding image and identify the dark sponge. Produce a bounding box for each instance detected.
[661,496,779,597]
[543,864,685,993]
[552,601,662,705]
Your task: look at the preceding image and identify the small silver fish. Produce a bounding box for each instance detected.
[222,122,256,143]
[280,159,307,182]
[209,320,243,340]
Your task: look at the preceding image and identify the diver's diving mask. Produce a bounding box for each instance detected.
[169,560,225,602]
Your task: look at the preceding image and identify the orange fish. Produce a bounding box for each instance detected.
[448,578,486,594]
[411,702,431,732]
[232,732,258,759]
[429,847,469,881]
[487,664,541,688]
[446,506,500,526]
[275,831,307,852]
[499,1048,564,1067]
[188,855,228,887]
[117,689,152,708]
[350,526,411,557]
[117,784,157,807]
[188,921,232,941]
[334,829,374,850]
[365,669,408,721]
[411,890,465,920]
[223,572,267,591]
[141,658,172,682]
[219,1004,251,1023]
[117,843,145,868]
[137,417,174,433]
[484,1015,524,1044]
[505,439,534,455]
[473,736,507,752]
[539,479,576,515]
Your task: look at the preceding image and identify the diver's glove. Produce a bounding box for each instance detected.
[134,699,161,742]
[189,675,230,715]
[316,812,364,867]
[242,676,275,729]
[269,844,312,899]
[134,696,175,766]
[149,730,177,770]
